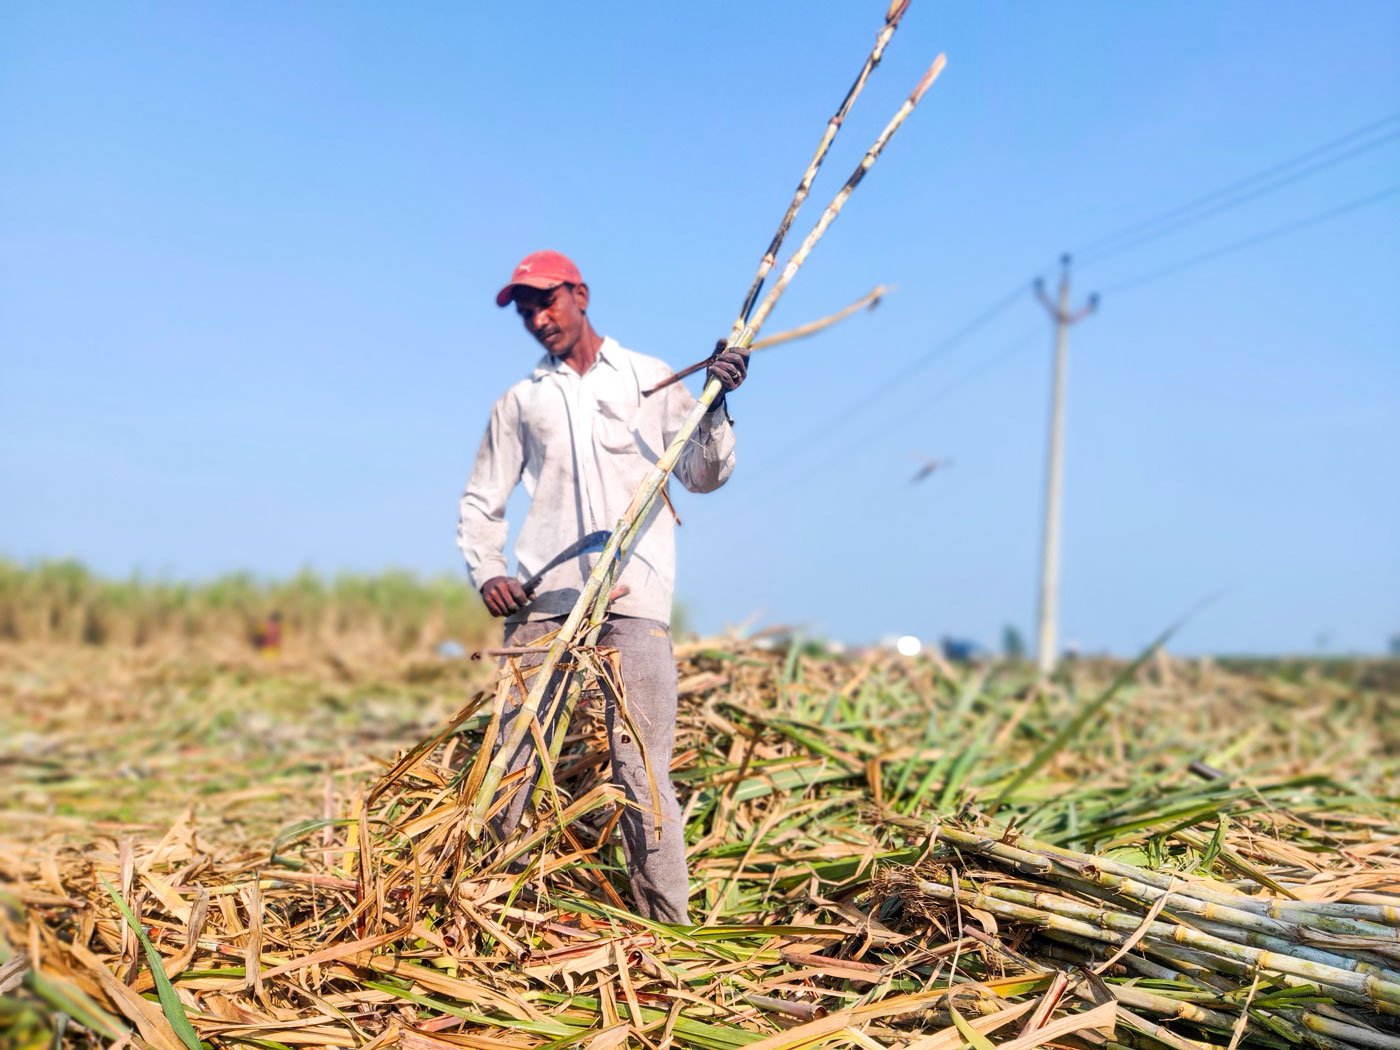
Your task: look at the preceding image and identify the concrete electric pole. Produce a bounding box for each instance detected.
[1033,255,1098,676]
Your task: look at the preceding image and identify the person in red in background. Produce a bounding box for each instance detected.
[457,250,748,922]
[252,611,282,656]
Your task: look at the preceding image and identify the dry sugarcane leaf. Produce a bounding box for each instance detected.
[140,869,192,924]
[950,1005,1000,1050]
[142,808,197,871]
[580,1023,632,1050]
[994,1001,1117,1050]
[259,927,406,980]
[902,1001,1038,1050]
[1017,971,1072,1036]
[0,948,29,994]
[195,1019,357,1046]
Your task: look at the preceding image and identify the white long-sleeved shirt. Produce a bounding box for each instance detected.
[457,337,735,623]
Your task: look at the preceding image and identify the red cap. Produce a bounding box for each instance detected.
[495,250,583,307]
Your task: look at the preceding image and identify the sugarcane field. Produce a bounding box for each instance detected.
[2,3,1398,1050]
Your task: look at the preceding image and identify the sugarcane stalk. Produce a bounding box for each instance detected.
[463,49,948,841]
[1295,1010,1400,1050]
[742,54,946,340]
[1040,929,1247,997]
[988,879,1400,985]
[1042,870,1400,963]
[750,284,890,350]
[520,562,618,818]
[1267,900,1400,928]
[615,56,947,561]
[643,284,889,398]
[1187,916,1400,982]
[1042,936,1400,1050]
[1051,868,1400,948]
[1050,865,1400,972]
[906,875,1400,1011]
[1104,985,1244,1040]
[612,61,944,582]
[735,0,911,325]
[1010,832,1275,909]
[939,825,1400,938]
[1133,937,1385,1011]
[946,874,1400,986]
[527,561,619,792]
[745,993,829,1022]
[935,825,1056,874]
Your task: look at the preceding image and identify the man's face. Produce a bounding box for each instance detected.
[514,283,589,358]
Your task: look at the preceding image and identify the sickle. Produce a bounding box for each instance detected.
[519,530,612,596]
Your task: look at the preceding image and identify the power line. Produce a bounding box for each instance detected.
[739,120,1400,496]
[744,280,1032,483]
[741,179,1398,509]
[1080,129,1400,265]
[776,180,1399,496]
[842,329,1040,461]
[744,328,1040,508]
[1074,111,1400,260]
[1101,182,1400,295]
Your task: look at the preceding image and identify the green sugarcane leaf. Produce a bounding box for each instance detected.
[23,969,128,1041]
[99,876,203,1050]
[1199,814,1228,872]
[991,617,1185,812]
[949,1005,998,1050]
[781,634,804,685]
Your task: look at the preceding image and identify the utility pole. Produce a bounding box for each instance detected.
[1033,255,1098,676]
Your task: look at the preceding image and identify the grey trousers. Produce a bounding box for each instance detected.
[490,615,690,923]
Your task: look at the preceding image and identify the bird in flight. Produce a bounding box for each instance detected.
[909,455,953,485]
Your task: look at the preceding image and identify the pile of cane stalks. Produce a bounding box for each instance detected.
[2,639,1397,1050]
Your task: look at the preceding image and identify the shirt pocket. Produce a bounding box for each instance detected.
[595,398,642,455]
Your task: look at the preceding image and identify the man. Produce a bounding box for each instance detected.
[457,249,747,922]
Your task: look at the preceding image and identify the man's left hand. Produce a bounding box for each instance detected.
[706,341,749,396]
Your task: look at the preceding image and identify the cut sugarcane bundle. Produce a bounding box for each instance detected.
[876,822,1400,1049]
[735,0,912,326]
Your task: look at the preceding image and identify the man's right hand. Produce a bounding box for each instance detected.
[481,576,529,617]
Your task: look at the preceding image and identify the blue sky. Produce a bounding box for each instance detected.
[3,2,1397,655]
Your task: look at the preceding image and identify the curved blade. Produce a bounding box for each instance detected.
[520,530,612,596]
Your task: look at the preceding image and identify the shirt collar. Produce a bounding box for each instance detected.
[531,336,620,380]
